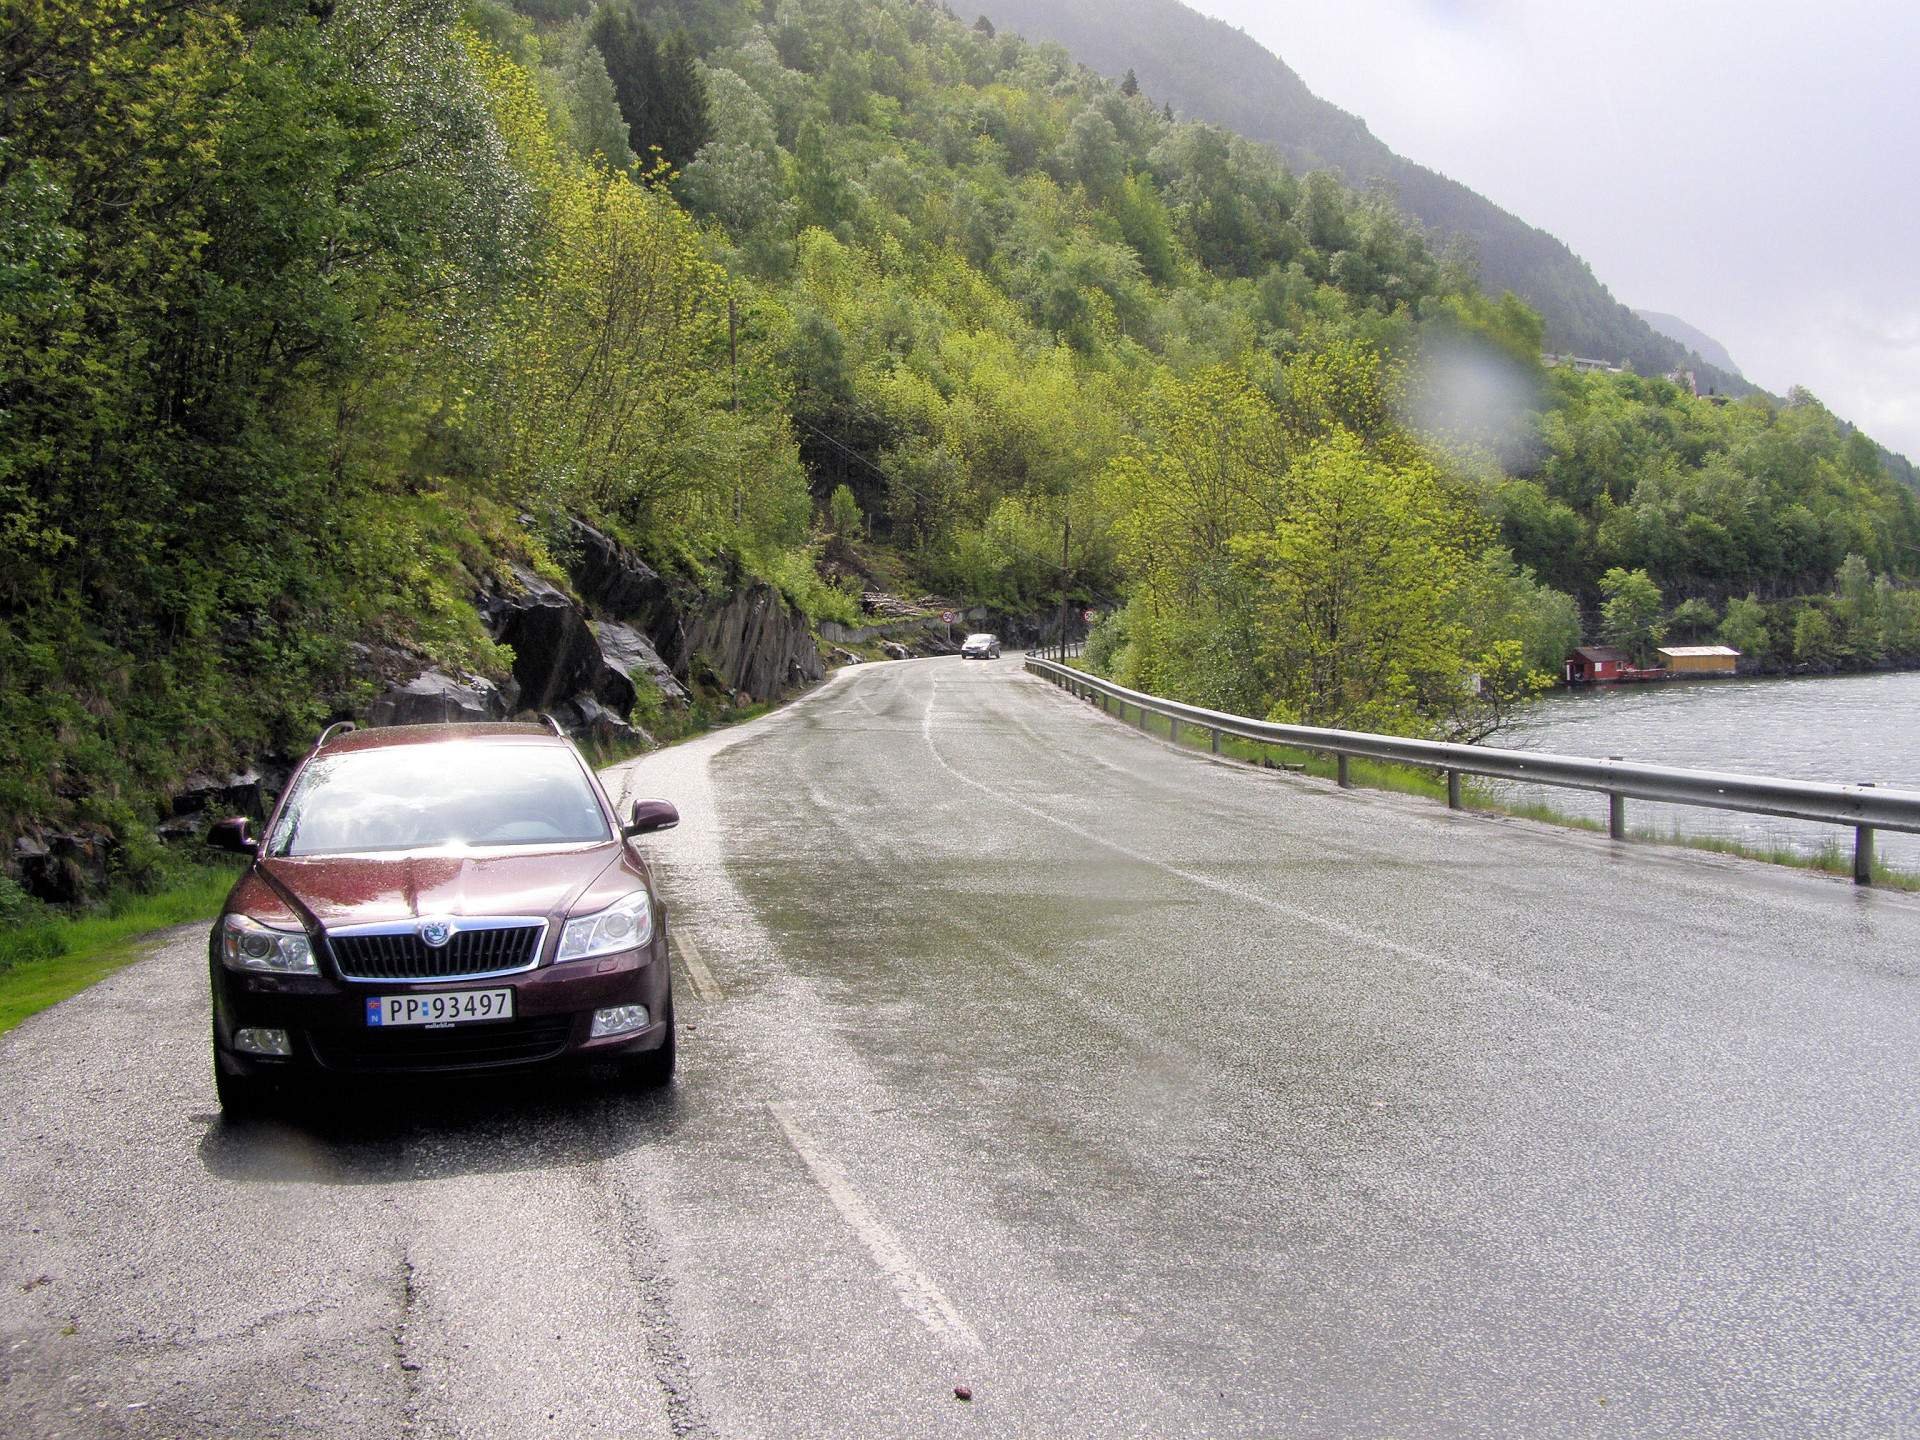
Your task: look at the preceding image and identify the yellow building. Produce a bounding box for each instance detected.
[1656,645,1740,676]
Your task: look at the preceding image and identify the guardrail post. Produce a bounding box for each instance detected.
[1855,825,1875,885]
[1169,717,1182,745]
[1209,728,1221,755]
[1446,770,1461,809]
[1336,754,1351,789]
[1606,757,1626,840]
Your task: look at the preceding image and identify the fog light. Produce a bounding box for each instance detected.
[590,1005,650,1038]
[233,1027,291,1057]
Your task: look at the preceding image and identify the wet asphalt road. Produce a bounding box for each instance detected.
[3,654,1917,1438]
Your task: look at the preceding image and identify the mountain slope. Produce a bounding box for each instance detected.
[978,0,1752,394]
[1636,309,1744,380]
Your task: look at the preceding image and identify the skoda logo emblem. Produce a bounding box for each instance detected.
[419,921,452,949]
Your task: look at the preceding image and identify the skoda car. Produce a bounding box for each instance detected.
[960,633,1002,659]
[205,722,678,1116]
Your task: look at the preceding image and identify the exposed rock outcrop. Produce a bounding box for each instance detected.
[169,767,279,821]
[364,671,516,728]
[12,829,114,905]
[593,620,688,707]
[565,519,679,632]
[673,579,824,700]
[550,695,647,750]
[478,565,605,713]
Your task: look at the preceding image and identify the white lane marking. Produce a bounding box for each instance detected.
[919,671,1621,1029]
[766,1102,982,1353]
[673,930,723,1003]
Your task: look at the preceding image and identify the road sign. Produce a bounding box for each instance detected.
[1082,609,1096,623]
[941,610,956,624]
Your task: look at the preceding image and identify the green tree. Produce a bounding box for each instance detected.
[1598,567,1665,665]
[1109,172,1177,283]
[828,483,863,538]
[1058,109,1124,200]
[559,41,635,171]
[1793,607,1840,668]
[653,31,712,167]
[1235,430,1500,737]
[1718,594,1770,663]
[1665,597,1720,641]
[592,5,663,159]
[793,121,850,233]
[1834,552,1883,660]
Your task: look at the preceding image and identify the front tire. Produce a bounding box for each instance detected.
[620,996,676,1090]
[214,1057,272,1121]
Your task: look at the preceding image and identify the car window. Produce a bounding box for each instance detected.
[269,743,611,856]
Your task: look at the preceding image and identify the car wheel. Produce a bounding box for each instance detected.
[214,1056,272,1121]
[621,996,676,1090]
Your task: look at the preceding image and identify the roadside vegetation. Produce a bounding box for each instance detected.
[5,0,1919,911]
[0,867,241,1033]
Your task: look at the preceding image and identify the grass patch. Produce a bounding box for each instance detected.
[1102,699,1449,801]
[0,865,240,1034]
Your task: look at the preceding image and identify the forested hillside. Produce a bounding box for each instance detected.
[974,0,1754,392]
[4,0,1918,890]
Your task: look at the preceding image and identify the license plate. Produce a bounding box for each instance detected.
[365,989,514,1028]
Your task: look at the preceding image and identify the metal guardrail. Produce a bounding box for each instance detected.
[1026,655,1920,885]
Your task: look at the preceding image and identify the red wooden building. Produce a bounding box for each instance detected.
[1565,646,1628,684]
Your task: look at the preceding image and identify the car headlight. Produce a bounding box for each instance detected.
[556,891,654,963]
[220,914,317,975]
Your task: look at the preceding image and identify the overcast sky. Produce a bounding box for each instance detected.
[1186,0,1920,460]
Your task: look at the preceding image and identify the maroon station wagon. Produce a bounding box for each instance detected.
[205,722,678,1116]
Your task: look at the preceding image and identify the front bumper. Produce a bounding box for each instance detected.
[211,930,671,1077]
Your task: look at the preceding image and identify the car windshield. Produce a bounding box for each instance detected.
[268,743,611,856]
[965,634,994,645]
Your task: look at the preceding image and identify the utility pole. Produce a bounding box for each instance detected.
[1058,511,1071,661]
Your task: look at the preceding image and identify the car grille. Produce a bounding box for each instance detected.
[308,1015,575,1073]
[328,924,544,982]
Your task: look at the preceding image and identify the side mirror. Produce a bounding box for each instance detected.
[207,817,257,855]
[623,799,679,838]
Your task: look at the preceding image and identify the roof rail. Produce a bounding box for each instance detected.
[317,720,357,747]
[538,712,566,737]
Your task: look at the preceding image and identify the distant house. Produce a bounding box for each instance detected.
[1657,644,1740,676]
[1565,646,1629,683]
[1544,353,1628,375]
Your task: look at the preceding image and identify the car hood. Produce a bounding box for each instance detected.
[258,845,625,930]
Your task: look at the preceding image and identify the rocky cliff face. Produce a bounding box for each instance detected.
[4,523,828,902]
[370,522,824,749]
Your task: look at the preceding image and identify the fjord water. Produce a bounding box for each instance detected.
[1501,671,1920,874]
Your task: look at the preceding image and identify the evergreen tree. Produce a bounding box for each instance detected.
[654,31,712,168]
[592,5,664,161]
[1121,68,1139,98]
[590,8,709,169]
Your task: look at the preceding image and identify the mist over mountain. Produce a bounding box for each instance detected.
[977,0,1752,396]
[1635,310,1745,383]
